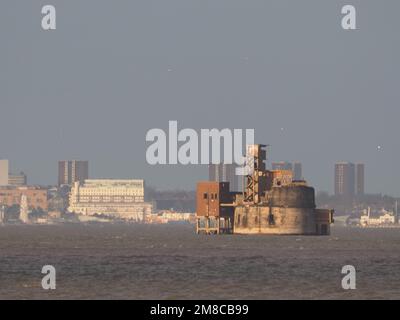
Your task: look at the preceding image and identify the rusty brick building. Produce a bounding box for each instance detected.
[196,181,236,234]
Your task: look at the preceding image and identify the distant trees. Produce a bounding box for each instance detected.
[5,204,20,220]
[30,207,46,218]
[145,186,196,212]
[315,192,400,216]
[4,205,47,221]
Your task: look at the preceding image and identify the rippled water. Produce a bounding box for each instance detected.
[0,224,399,299]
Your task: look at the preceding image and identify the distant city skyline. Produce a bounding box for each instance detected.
[0,157,379,199]
[1,1,400,195]
[58,160,89,186]
[334,162,365,197]
[0,157,376,200]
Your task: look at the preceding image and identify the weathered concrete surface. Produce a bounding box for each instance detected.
[267,185,316,208]
[234,206,318,235]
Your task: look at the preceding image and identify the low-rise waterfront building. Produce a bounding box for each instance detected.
[68,179,152,221]
[146,210,195,224]
[0,186,48,210]
[360,208,396,227]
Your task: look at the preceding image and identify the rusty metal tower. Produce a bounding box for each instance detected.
[244,144,267,204]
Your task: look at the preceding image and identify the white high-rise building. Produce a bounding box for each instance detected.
[0,205,5,224]
[0,160,9,186]
[19,194,30,224]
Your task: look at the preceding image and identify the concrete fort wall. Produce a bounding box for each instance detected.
[267,185,316,208]
[234,206,318,235]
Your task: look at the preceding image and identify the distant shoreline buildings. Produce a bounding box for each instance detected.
[0,158,195,225]
[0,186,48,211]
[0,155,397,229]
[360,207,398,227]
[68,179,152,221]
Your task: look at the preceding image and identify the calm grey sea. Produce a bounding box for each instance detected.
[0,224,399,300]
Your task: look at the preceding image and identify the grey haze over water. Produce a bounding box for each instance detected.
[1,1,400,195]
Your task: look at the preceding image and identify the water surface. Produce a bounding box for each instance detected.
[0,224,399,299]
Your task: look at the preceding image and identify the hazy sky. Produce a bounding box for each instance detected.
[1,1,400,195]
